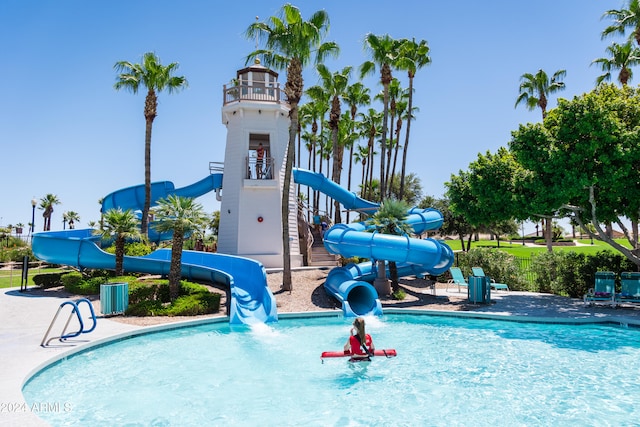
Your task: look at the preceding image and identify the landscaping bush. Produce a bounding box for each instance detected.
[530,250,637,298]
[125,280,221,317]
[61,271,101,295]
[33,272,66,289]
[456,248,526,290]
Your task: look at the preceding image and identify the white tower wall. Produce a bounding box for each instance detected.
[217,91,302,268]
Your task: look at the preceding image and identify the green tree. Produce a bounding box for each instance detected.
[114,52,188,238]
[245,4,339,291]
[153,195,209,300]
[357,108,382,200]
[446,148,523,246]
[342,81,370,223]
[396,38,431,200]
[39,194,61,231]
[360,34,402,198]
[101,209,140,276]
[63,211,80,229]
[602,0,640,46]
[365,199,412,295]
[510,84,640,263]
[316,64,352,224]
[592,41,640,86]
[515,69,566,119]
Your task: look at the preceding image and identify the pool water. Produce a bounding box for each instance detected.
[23,314,640,426]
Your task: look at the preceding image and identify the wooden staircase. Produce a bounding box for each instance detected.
[308,228,338,267]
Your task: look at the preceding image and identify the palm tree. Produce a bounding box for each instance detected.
[365,199,412,295]
[358,108,382,200]
[153,195,209,301]
[602,0,640,46]
[515,69,566,119]
[342,82,370,222]
[245,4,339,291]
[360,34,402,198]
[304,87,330,216]
[396,38,431,200]
[114,52,188,238]
[63,211,80,229]
[39,194,60,231]
[101,209,140,276]
[592,41,640,86]
[316,64,352,224]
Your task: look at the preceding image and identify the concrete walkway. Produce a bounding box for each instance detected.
[2,286,640,426]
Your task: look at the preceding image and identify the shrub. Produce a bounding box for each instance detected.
[33,272,65,289]
[392,288,406,301]
[62,272,101,295]
[530,250,637,297]
[456,248,526,290]
[125,280,220,316]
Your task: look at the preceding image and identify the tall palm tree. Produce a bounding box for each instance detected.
[515,69,566,119]
[602,0,640,46]
[360,34,401,198]
[63,211,80,229]
[305,86,331,215]
[153,195,209,301]
[358,108,382,200]
[39,194,60,231]
[592,41,640,86]
[365,199,412,295]
[114,52,188,238]
[101,208,140,276]
[342,82,370,222]
[245,4,339,291]
[316,64,352,224]
[396,38,431,200]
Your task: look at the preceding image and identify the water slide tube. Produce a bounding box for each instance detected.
[32,229,276,324]
[33,173,277,325]
[101,174,224,243]
[292,169,454,317]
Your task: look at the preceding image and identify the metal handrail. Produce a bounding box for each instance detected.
[41,298,97,347]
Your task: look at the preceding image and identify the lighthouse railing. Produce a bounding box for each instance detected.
[223,83,284,105]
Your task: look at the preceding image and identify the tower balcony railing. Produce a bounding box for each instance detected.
[246,156,274,180]
[223,83,285,105]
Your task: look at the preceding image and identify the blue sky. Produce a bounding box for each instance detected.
[0,0,624,233]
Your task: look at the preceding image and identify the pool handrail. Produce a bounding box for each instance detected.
[41,298,97,347]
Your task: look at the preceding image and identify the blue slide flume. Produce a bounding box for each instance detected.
[293,169,454,317]
[32,229,277,325]
[32,174,277,325]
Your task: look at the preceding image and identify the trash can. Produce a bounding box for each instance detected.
[468,276,491,304]
[100,282,129,315]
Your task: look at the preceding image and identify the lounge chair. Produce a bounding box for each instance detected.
[584,271,616,308]
[446,267,469,292]
[617,272,640,306]
[471,267,510,291]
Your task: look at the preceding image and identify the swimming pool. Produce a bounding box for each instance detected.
[23,313,640,426]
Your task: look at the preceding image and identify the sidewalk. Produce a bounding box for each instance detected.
[2,285,640,426]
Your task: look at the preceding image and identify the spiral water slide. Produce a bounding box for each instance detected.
[292,169,454,317]
[32,174,278,325]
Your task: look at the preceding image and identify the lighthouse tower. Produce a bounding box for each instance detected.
[217,60,303,268]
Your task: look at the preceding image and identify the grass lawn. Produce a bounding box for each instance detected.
[441,238,632,258]
[0,267,68,289]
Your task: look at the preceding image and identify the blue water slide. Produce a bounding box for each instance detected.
[101,174,223,213]
[292,168,378,213]
[292,168,454,317]
[32,171,278,325]
[101,175,223,244]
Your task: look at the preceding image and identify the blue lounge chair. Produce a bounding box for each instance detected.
[471,267,509,291]
[447,267,469,292]
[617,272,640,306]
[584,271,616,308]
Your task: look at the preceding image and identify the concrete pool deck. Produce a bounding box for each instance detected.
[2,285,640,426]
